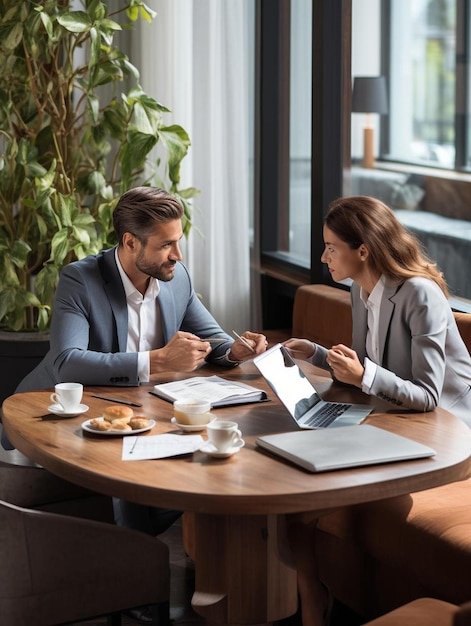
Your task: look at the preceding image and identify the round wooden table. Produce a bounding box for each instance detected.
[3,362,471,624]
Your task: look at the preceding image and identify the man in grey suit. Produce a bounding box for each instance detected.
[11,187,268,555]
[17,187,266,391]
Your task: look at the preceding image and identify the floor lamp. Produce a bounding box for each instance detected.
[352,76,388,168]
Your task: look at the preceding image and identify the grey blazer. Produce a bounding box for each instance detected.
[312,277,471,427]
[17,248,234,392]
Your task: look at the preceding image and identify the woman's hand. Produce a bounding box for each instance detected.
[326,344,364,387]
[283,338,316,359]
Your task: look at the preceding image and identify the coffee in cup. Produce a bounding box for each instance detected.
[50,382,83,413]
[173,399,212,426]
[206,420,243,452]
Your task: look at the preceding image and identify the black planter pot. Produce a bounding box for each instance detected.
[0,332,49,406]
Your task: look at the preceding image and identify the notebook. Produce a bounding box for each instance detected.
[151,375,267,408]
[253,343,373,428]
[255,424,436,473]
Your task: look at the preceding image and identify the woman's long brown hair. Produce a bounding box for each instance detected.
[325,196,449,296]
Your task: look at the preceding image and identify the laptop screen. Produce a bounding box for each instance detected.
[254,344,321,419]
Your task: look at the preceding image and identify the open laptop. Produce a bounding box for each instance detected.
[253,343,373,428]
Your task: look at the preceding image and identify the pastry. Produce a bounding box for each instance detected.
[129,417,151,430]
[102,405,134,423]
[89,418,112,431]
[109,421,132,431]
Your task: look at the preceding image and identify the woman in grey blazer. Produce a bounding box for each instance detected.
[285,195,471,428]
[284,195,471,626]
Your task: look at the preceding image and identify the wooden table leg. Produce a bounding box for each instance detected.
[189,512,298,624]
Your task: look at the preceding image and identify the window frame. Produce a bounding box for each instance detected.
[256,0,351,291]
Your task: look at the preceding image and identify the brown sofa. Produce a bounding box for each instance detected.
[291,284,471,621]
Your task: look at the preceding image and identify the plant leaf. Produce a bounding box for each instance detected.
[158,125,191,185]
[57,11,92,33]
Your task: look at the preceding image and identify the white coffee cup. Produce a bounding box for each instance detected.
[50,382,83,412]
[173,399,212,426]
[206,420,243,452]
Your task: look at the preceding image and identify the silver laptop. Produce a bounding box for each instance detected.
[253,343,373,428]
[255,424,436,473]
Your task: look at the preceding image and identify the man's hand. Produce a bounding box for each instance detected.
[229,331,268,362]
[326,344,364,387]
[149,331,211,374]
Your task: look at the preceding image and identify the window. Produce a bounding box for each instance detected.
[257,0,349,331]
[256,0,312,270]
[352,0,459,170]
[288,0,312,265]
[351,0,471,308]
[389,0,456,168]
[256,0,471,322]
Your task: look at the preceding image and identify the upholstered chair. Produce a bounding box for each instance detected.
[0,422,114,522]
[0,498,170,625]
[362,597,471,626]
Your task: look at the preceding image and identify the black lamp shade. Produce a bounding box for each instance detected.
[352,76,388,114]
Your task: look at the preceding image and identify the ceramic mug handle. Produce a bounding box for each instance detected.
[231,428,243,446]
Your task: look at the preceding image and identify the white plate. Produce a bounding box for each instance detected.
[199,439,245,458]
[171,416,216,432]
[81,417,156,436]
[48,403,89,417]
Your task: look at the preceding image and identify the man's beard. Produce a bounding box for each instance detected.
[135,252,177,282]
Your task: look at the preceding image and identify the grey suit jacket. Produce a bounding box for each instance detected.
[17,248,234,392]
[312,277,471,427]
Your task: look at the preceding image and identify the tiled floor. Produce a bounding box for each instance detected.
[72,518,362,626]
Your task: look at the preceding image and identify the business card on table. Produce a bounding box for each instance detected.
[122,433,204,461]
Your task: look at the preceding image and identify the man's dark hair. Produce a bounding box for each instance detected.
[113,187,184,245]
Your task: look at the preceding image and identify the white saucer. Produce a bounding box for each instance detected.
[81,417,155,436]
[199,439,245,458]
[171,416,216,432]
[47,403,89,417]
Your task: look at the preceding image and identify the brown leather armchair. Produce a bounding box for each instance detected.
[362,598,471,626]
[0,498,170,625]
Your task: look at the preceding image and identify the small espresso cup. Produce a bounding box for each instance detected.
[173,399,212,426]
[50,382,83,412]
[206,420,243,452]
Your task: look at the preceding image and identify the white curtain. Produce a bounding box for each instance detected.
[136,0,254,332]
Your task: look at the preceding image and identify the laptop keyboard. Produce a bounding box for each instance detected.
[305,403,350,428]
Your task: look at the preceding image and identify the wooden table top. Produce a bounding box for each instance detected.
[3,361,471,516]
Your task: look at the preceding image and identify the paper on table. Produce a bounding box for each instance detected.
[151,375,266,407]
[122,433,204,461]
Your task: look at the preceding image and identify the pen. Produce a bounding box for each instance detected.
[129,437,140,454]
[232,330,256,353]
[91,394,143,407]
[199,337,227,344]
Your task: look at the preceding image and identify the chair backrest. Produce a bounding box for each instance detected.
[454,600,471,626]
[292,284,351,347]
[454,312,471,355]
[0,424,114,520]
[0,498,169,625]
[0,457,114,520]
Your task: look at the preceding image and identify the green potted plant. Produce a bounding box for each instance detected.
[0,0,198,400]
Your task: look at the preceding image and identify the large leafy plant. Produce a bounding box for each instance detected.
[0,0,197,331]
